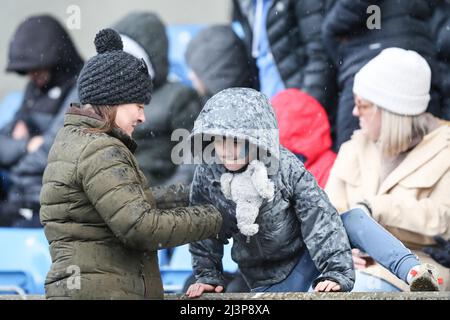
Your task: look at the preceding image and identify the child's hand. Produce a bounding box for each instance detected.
[314,280,341,292]
[185,283,224,298]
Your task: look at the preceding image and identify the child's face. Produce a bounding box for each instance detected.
[214,138,249,171]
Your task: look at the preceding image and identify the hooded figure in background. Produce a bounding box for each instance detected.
[271,88,336,189]
[185,25,255,104]
[0,15,83,227]
[113,11,202,186]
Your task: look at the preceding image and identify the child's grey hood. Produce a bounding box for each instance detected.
[190,88,280,174]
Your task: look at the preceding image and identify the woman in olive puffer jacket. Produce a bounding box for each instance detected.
[39,28,237,300]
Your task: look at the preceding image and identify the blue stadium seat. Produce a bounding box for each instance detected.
[160,240,238,293]
[0,91,23,129]
[223,240,238,273]
[159,244,192,292]
[0,227,51,295]
[157,249,171,267]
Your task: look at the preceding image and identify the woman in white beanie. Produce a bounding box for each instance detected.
[326,47,450,291]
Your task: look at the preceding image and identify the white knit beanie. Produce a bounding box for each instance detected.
[353,47,431,115]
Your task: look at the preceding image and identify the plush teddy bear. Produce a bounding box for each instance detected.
[220,160,275,241]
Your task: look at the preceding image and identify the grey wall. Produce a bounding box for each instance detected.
[0,0,232,98]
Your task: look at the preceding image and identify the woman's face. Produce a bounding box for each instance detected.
[214,138,249,171]
[352,95,382,141]
[115,103,145,136]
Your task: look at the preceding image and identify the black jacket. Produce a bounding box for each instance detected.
[233,0,337,112]
[2,15,83,208]
[322,0,442,116]
[430,0,450,120]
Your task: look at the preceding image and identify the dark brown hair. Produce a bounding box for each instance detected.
[82,104,118,134]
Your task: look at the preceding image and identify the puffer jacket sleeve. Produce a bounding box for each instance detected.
[295,0,336,108]
[322,0,380,63]
[148,183,190,209]
[77,138,222,252]
[189,165,226,287]
[323,0,376,37]
[288,154,355,291]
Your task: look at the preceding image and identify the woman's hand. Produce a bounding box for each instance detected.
[186,283,224,298]
[314,280,341,292]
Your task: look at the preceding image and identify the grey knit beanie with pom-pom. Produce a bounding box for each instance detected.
[77,28,152,106]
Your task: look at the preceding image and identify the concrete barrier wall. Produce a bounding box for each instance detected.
[1,292,450,300]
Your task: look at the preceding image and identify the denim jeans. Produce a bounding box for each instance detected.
[252,248,319,292]
[252,208,418,292]
[352,270,401,292]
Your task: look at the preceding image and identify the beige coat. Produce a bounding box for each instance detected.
[325,123,450,291]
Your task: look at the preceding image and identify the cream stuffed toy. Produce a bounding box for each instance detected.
[220,160,275,242]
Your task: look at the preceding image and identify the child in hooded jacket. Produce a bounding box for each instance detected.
[185,88,440,297]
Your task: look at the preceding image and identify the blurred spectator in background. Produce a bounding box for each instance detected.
[322,0,445,151]
[425,236,450,268]
[272,88,336,189]
[325,48,450,291]
[185,24,255,102]
[232,0,338,130]
[114,12,202,186]
[430,0,450,121]
[0,15,83,227]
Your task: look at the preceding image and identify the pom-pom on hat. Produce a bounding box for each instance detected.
[77,28,152,106]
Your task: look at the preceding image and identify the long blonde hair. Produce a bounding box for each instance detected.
[378,109,430,157]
